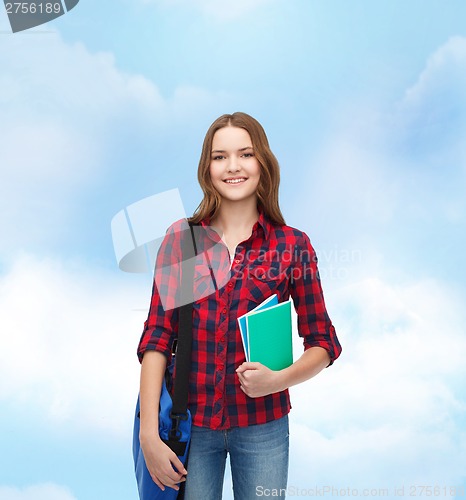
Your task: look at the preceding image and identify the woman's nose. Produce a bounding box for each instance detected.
[227,156,240,172]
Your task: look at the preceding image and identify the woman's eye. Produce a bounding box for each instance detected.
[212,155,225,160]
[242,153,254,158]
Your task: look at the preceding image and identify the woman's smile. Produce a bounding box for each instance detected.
[223,177,248,184]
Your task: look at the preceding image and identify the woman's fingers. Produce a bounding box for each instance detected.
[142,438,187,490]
[172,455,188,476]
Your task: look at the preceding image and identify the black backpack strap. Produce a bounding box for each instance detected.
[167,221,198,443]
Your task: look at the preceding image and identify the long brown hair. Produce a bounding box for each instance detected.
[188,112,286,226]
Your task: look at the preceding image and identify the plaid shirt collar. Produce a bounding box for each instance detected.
[199,206,271,241]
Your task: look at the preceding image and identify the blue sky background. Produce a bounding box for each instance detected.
[1,1,465,499]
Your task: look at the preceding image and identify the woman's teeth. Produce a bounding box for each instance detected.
[225,178,246,184]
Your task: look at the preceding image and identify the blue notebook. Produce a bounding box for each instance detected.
[237,294,278,361]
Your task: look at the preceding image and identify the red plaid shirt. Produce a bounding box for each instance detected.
[137,209,341,430]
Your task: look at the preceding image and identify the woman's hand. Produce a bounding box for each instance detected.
[140,433,187,491]
[237,348,331,398]
[236,362,285,398]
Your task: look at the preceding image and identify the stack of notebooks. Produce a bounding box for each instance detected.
[237,295,293,371]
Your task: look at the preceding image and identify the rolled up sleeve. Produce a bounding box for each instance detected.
[289,231,342,366]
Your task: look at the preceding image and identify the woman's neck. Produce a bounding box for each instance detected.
[210,198,260,236]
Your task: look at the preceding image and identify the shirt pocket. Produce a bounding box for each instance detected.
[244,260,289,303]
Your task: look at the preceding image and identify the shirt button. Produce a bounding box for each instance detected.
[234,259,240,263]
[227,282,233,288]
[222,307,227,314]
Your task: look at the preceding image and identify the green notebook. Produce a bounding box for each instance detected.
[245,299,293,371]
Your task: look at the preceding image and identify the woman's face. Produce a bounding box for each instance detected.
[209,126,261,204]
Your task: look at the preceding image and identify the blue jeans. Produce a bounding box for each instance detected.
[183,415,289,500]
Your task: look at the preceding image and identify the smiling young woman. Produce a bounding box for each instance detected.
[137,112,342,500]
[190,112,285,228]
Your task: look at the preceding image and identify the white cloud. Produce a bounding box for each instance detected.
[397,35,466,169]
[0,27,162,255]
[0,483,76,500]
[142,0,277,21]
[0,253,148,434]
[285,35,466,494]
[287,276,466,491]
[403,36,466,113]
[0,31,164,172]
[290,36,466,276]
[0,26,232,258]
